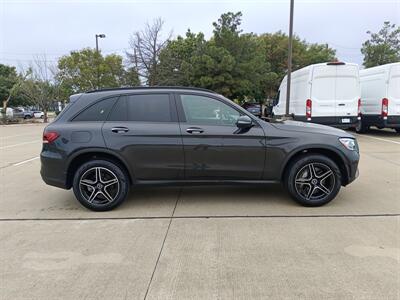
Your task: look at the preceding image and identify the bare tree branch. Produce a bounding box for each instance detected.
[127,17,172,85]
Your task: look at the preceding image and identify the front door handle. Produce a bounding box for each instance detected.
[186,127,204,134]
[111,127,129,133]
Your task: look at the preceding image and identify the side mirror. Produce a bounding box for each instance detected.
[236,115,253,128]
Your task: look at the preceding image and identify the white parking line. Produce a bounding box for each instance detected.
[355,134,400,145]
[1,133,40,139]
[12,156,40,166]
[0,140,39,150]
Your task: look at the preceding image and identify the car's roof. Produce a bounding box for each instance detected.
[85,86,217,95]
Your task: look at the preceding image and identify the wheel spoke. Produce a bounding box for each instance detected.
[317,169,333,181]
[88,190,100,203]
[80,179,95,189]
[100,190,113,202]
[317,184,331,195]
[309,163,318,178]
[96,167,102,183]
[103,178,118,187]
[306,186,317,200]
[295,178,311,184]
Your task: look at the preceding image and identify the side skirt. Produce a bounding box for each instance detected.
[133,179,281,187]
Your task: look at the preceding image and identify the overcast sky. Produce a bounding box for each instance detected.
[1,0,399,70]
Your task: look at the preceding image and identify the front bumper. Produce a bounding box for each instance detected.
[343,150,360,186]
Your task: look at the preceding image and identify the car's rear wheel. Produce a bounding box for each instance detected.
[73,159,129,211]
[285,154,342,207]
[395,128,400,134]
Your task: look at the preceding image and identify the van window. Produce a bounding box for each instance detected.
[73,97,117,121]
[108,94,171,122]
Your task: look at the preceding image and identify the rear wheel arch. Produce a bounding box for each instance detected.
[281,147,349,185]
[66,149,133,189]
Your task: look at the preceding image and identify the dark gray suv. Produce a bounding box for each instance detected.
[41,87,359,211]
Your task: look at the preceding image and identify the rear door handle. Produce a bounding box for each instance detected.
[186,127,204,134]
[111,127,129,133]
[338,103,345,106]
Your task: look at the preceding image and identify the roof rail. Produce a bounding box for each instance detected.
[85,86,217,94]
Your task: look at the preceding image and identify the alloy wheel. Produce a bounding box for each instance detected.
[294,163,335,201]
[79,167,120,205]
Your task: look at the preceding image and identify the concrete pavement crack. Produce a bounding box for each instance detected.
[142,187,182,300]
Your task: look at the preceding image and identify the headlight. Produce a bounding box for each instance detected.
[339,138,357,151]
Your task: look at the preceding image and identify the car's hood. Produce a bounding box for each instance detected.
[268,120,354,138]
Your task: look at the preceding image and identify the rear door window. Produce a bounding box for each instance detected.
[73,97,117,121]
[108,94,172,122]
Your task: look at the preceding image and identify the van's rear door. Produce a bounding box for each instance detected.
[335,64,359,120]
[388,63,400,116]
[310,65,336,117]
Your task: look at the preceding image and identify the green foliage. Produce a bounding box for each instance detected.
[258,31,336,97]
[158,12,336,100]
[57,48,140,95]
[361,21,400,68]
[0,64,18,102]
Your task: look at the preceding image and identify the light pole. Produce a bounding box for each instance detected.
[95,34,106,89]
[285,0,294,117]
[95,33,106,53]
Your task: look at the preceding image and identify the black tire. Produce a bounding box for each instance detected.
[73,159,130,211]
[355,119,368,133]
[284,154,342,207]
[395,128,400,134]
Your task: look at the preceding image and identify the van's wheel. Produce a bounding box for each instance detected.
[285,154,342,207]
[395,128,400,134]
[73,159,129,211]
[355,120,368,133]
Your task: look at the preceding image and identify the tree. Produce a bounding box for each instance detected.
[361,21,400,68]
[19,58,59,123]
[57,48,139,95]
[258,31,336,98]
[127,18,171,85]
[0,64,24,119]
[158,30,207,86]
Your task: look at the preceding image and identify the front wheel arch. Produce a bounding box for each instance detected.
[281,148,349,186]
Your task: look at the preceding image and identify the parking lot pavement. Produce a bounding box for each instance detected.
[1,124,399,299]
[146,217,399,300]
[0,219,169,299]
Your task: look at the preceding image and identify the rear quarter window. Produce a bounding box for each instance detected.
[73,97,117,121]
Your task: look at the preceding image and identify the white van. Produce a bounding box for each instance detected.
[273,62,361,128]
[358,62,400,133]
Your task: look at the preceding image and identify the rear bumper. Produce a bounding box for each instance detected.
[40,151,69,189]
[362,114,400,128]
[294,116,359,128]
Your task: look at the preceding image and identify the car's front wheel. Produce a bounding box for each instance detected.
[73,159,129,211]
[285,154,342,207]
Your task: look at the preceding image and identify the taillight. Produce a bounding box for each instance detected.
[43,131,59,144]
[306,99,312,120]
[381,98,388,119]
[357,98,361,119]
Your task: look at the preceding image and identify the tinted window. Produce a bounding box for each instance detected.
[109,94,171,122]
[73,97,117,121]
[180,94,240,126]
[108,97,128,121]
